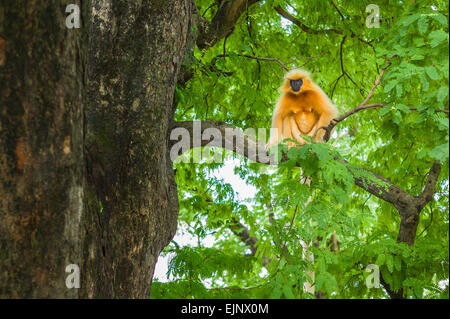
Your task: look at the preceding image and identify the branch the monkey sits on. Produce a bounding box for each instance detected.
[268,70,338,149]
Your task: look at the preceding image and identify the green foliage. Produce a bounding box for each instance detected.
[151,0,449,299]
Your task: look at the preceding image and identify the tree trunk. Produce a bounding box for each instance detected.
[83,0,190,298]
[0,0,191,298]
[0,1,88,298]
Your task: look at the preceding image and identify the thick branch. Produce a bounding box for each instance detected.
[340,159,414,206]
[417,161,441,210]
[178,0,261,86]
[170,120,270,163]
[170,120,414,206]
[197,0,260,50]
[395,161,441,248]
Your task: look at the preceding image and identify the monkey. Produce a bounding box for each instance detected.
[268,69,338,149]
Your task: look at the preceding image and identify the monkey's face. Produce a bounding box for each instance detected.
[289,79,303,93]
[281,70,312,94]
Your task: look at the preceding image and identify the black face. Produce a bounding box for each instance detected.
[289,78,303,92]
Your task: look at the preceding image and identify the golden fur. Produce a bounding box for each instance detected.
[268,70,338,148]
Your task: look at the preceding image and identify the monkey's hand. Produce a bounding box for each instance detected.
[314,126,327,142]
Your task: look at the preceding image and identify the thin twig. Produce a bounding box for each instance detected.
[211,54,290,71]
[417,203,434,238]
[275,5,374,48]
[322,60,393,141]
[330,0,345,21]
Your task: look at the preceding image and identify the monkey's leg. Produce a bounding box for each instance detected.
[282,116,296,148]
[290,116,307,146]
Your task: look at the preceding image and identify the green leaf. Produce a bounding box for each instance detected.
[410,54,425,61]
[282,284,295,299]
[417,18,428,34]
[428,30,449,48]
[436,86,448,102]
[394,255,402,271]
[401,14,420,26]
[384,80,398,93]
[429,142,449,160]
[425,66,440,81]
[324,273,339,294]
[386,255,394,273]
[396,104,410,113]
[420,73,429,91]
[379,107,391,117]
[437,118,449,131]
[376,254,386,266]
[431,13,448,27]
[396,84,403,97]
[414,286,424,298]
[311,143,331,162]
[383,269,393,285]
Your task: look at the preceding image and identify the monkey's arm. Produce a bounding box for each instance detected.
[311,110,335,142]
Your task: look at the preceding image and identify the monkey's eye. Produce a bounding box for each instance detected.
[289,79,303,92]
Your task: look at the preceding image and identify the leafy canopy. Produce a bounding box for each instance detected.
[151,0,449,299]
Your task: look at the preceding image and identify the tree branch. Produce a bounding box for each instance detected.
[322,58,448,140]
[417,161,441,210]
[323,61,392,141]
[178,0,261,86]
[170,121,443,298]
[169,120,415,206]
[330,0,345,21]
[274,5,373,48]
[197,0,261,50]
[229,220,258,255]
[229,219,271,265]
[409,108,449,114]
[275,5,342,35]
[211,54,290,71]
[324,104,448,139]
[330,35,362,99]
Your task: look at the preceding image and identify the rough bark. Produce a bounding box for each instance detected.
[178,0,261,86]
[197,0,260,50]
[0,0,191,298]
[0,1,88,298]
[83,0,191,298]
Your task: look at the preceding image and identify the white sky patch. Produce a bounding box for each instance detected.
[154,158,257,282]
[153,223,217,282]
[280,5,296,30]
[211,157,258,206]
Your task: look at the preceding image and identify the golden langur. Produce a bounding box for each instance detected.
[268,70,338,149]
